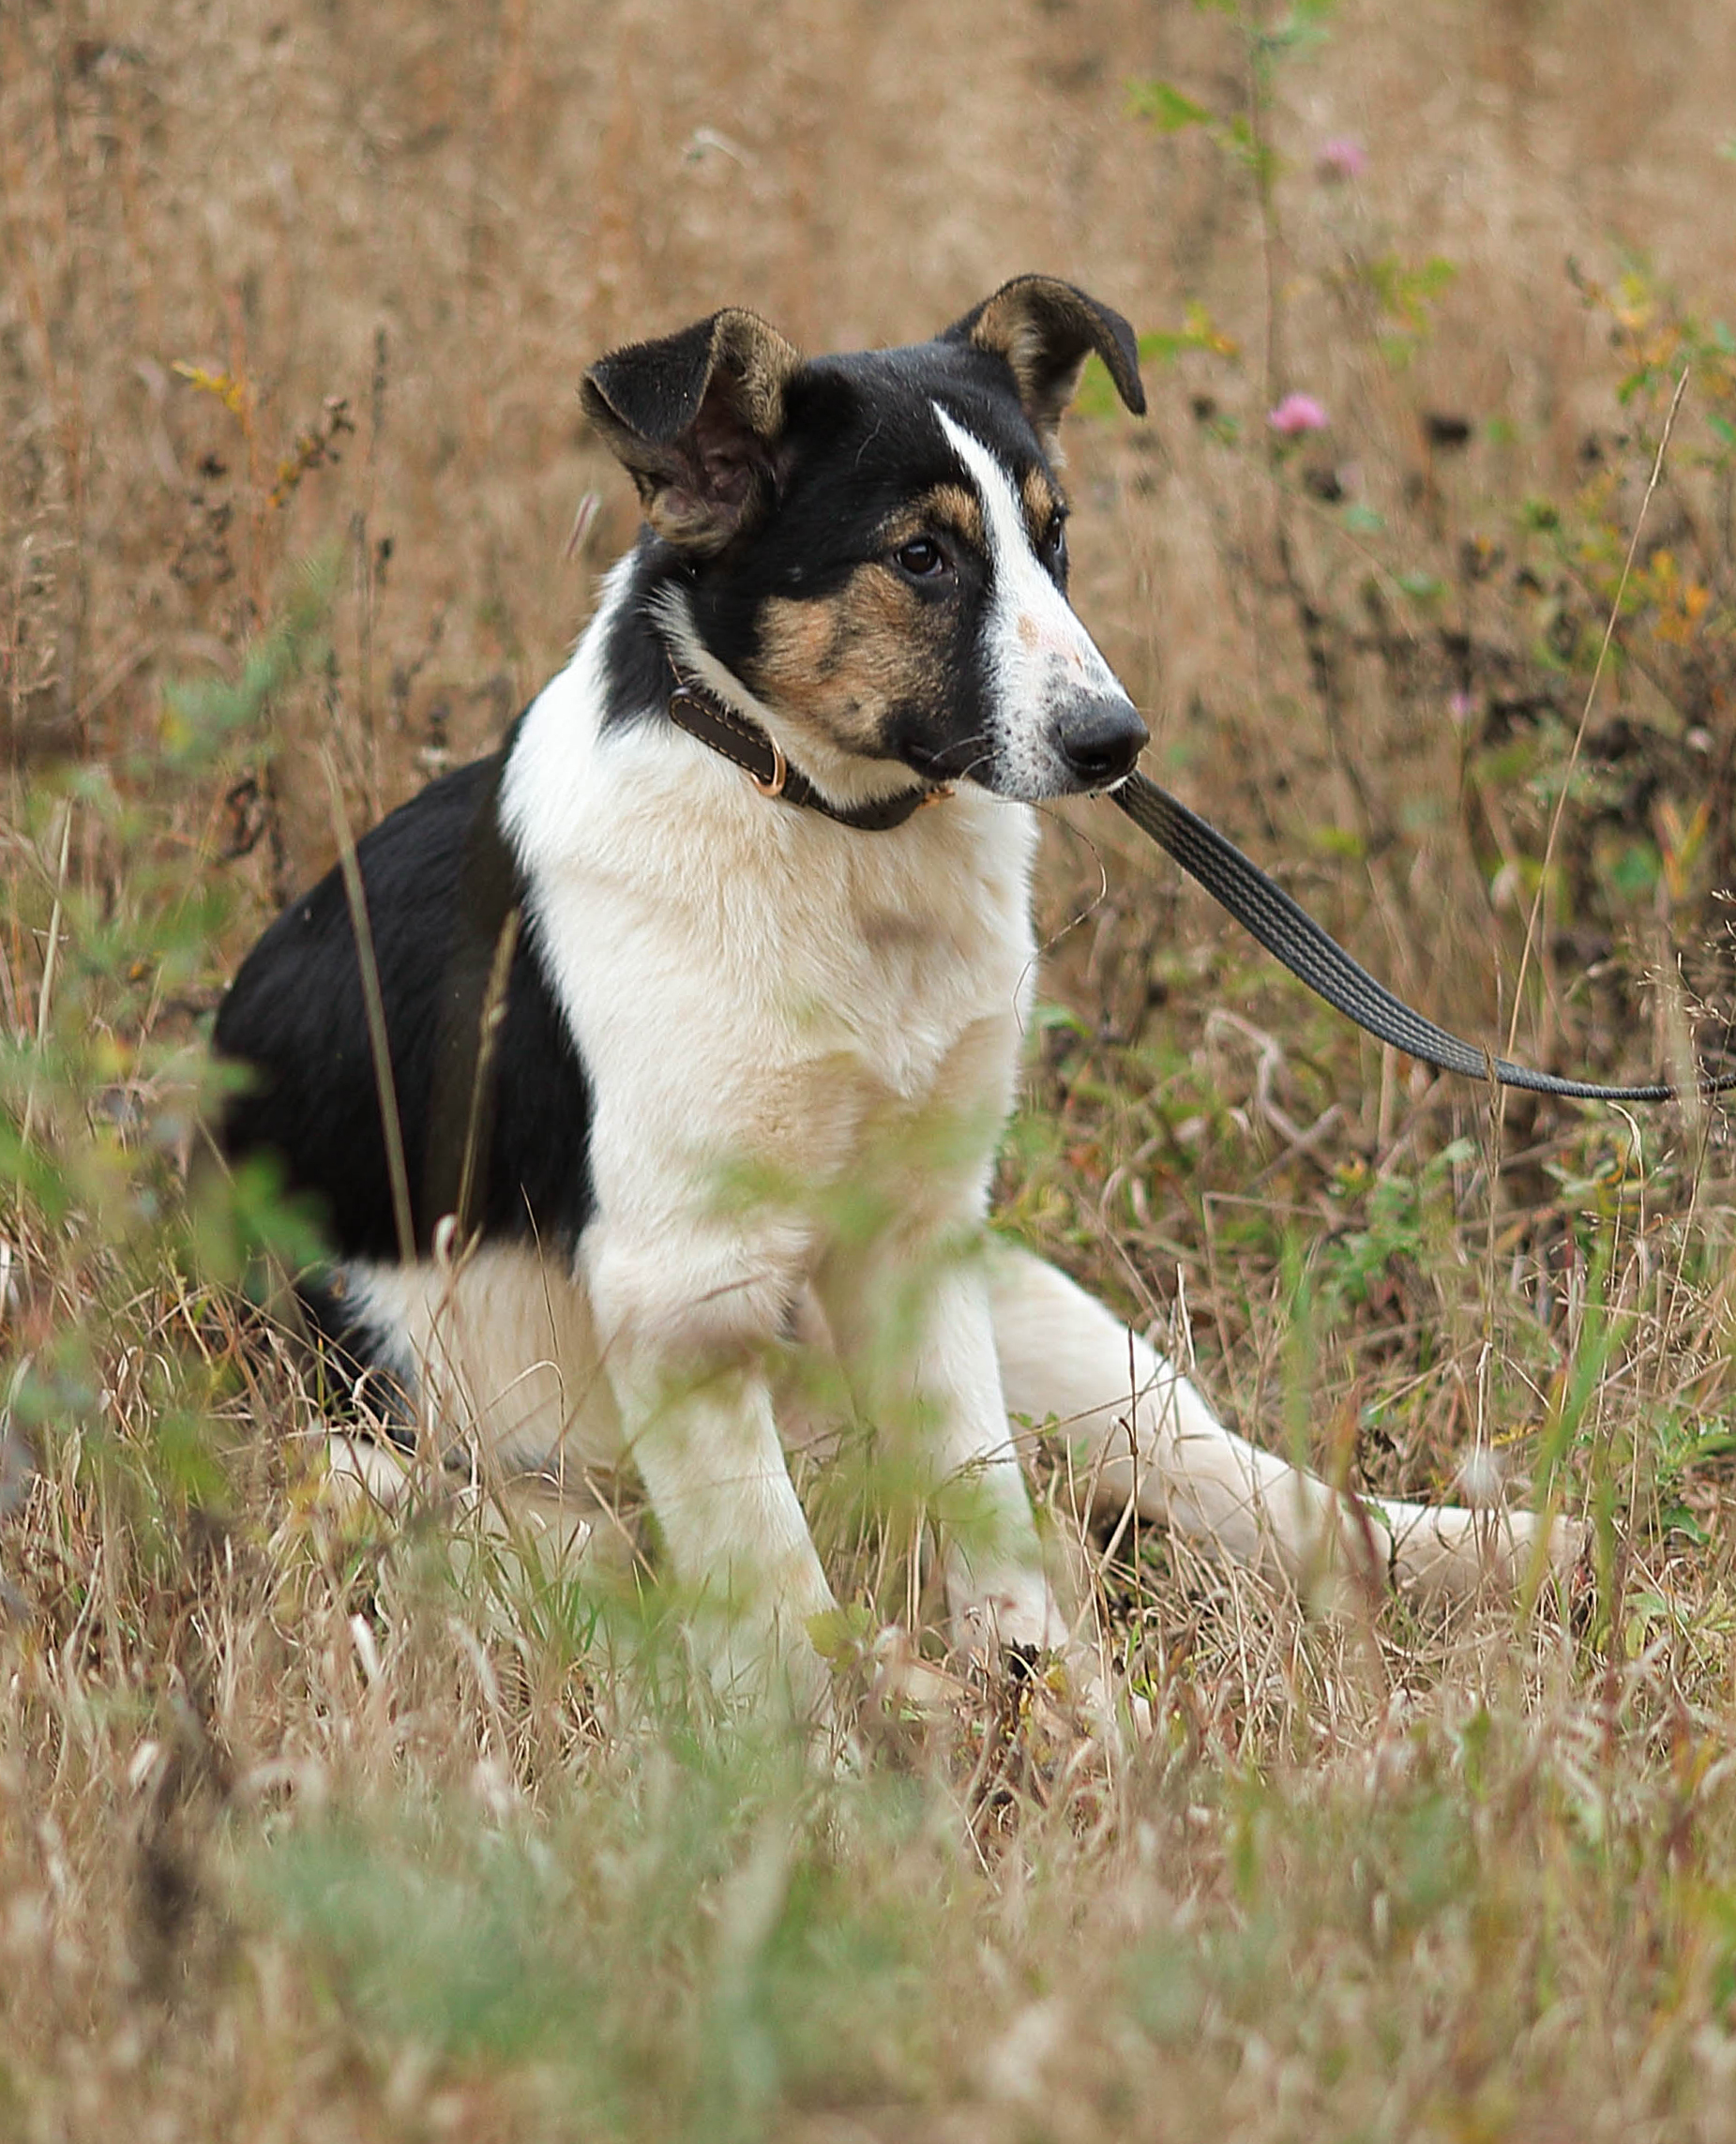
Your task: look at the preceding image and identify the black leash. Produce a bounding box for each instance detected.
[1110,771,1736,1106]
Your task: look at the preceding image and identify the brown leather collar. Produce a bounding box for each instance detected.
[664,664,953,832]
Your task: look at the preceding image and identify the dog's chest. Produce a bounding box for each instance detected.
[777,817,1036,1094]
[522,761,1037,1122]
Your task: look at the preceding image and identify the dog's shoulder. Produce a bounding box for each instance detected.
[215,751,596,1260]
[215,754,491,1112]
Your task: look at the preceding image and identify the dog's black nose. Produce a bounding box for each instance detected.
[1054,697,1148,789]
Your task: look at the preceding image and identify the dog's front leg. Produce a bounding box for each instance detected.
[819,1235,1064,1660]
[586,1226,838,1725]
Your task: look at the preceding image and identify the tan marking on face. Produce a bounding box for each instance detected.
[1019,465,1061,547]
[877,483,987,556]
[747,566,952,759]
[925,483,986,551]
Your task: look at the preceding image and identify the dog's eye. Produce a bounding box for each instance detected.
[893,536,951,581]
[1040,509,1068,574]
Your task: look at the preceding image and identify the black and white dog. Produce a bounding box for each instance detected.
[216,278,1577,1721]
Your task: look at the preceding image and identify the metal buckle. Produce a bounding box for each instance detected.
[749,739,789,798]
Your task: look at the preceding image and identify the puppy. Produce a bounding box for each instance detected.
[216,276,1577,1724]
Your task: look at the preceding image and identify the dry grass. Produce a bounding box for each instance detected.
[6,0,1736,2135]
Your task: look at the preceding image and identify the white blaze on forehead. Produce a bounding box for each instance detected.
[931,404,1131,788]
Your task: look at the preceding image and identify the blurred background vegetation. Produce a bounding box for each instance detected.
[6,2,1736,2136]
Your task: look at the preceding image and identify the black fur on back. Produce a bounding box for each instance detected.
[213,750,595,1265]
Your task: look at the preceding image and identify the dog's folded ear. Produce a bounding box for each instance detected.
[945,275,1145,445]
[582,310,802,555]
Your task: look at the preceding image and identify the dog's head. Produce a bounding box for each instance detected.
[581,276,1149,803]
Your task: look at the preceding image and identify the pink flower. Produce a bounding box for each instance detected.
[1447,689,1477,726]
[1317,136,1367,181]
[1267,393,1329,436]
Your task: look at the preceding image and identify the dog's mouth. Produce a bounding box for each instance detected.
[898,695,1148,803]
[898,732,992,788]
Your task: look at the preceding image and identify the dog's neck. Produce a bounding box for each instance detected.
[608,554,945,817]
[640,590,944,834]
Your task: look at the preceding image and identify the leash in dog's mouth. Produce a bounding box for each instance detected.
[661,659,1734,1109]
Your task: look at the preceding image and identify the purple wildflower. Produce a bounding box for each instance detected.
[1268,393,1329,437]
[1317,136,1367,182]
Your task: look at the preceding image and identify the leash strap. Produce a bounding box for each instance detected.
[1111,770,1736,1105]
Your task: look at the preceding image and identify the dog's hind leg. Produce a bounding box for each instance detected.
[989,1246,1582,1604]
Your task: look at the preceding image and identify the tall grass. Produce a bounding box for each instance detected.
[4,1,1736,2136]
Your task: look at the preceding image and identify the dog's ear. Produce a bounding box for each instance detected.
[582,309,802,554]
[945,275,1145,445]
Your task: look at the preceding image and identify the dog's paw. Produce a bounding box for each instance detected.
[957,1639,1149,1811]
[1383,1497,1592,1605]
[308,1429,415,1520]
[1544,1510,1591,1577]
[946,1571,1154,1761]
[869,1624,970,1715]
[1486,1506,1591,1595]
[946,1567,1069,1663]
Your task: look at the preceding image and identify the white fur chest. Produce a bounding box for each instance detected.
[500,638,1041,1195]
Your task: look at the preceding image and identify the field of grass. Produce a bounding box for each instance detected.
[6,1,1736,2135]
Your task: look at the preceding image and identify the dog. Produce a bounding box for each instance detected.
[214,276,1578,1728]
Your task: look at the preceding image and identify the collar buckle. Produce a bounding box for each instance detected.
[749,738,789,799]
